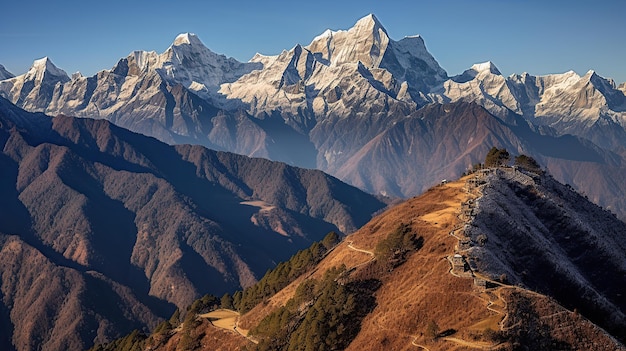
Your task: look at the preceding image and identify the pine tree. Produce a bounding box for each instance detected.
[220,293,234,309]
[514,154,542,174]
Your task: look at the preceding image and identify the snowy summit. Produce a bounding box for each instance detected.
[173,33,203,47]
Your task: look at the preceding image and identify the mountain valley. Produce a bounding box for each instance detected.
[0,97,385,350]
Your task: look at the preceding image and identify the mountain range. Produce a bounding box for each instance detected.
[1,14,626,219]
[0,96,385,350]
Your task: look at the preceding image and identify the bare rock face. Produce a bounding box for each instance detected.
[0,98,385,350]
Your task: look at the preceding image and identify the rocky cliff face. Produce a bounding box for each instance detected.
[465,169,626,341]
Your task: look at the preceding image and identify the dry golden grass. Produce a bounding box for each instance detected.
[201,309,239,320]
[201,309,239,332]
[240,178,508,350]
[214,318,241,335]
[239,200,276,212]
[147,318,251,351]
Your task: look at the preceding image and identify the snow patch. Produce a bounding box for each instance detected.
[173,33,203,46]
[312,29,334,42]
[30,57,69,78]
[470,61,501,75]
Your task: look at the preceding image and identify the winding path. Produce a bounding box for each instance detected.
[346,241,376,269]
[411,336,431,351]
[438,175,510,349]
[347,241,375,256]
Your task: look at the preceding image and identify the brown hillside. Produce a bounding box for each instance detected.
[230,176,623,350]
[136,179,479,351]
[137,173,624,350]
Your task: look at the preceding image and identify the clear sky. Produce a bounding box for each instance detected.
[1,0,625,83]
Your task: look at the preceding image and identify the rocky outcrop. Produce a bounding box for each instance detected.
[465,168,626,341]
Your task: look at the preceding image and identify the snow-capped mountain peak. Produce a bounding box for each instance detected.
[471,61,501,75]
[218,13,451,135]
[158,33,261,91]
[353,13,387,36]
[302,13,392,68]
[312,29,334,42]
[0,57,70,112]
[27,57,69,81]
[173,32,203,47]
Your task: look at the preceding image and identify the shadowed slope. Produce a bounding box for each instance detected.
[0,97,385,350]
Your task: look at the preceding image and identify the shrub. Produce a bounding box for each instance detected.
[252,266,379,351]
[426,320,439,340]
[514,154,542,174]
[220,293,234,310]
[188,294,219,314]
[87,330,147,351]
[485,147,510,167]
[375,223,423,268]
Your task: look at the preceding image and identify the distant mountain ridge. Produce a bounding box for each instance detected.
[1,14,626,219]
[437,63,626,151]
[0,64,14,80]
[0,97,385,350]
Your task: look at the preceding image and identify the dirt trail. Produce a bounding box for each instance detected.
[441,171,561,348]
[347,241,374,256]
[240,200,276,212]
[411,337,431,351]
[439,174,508,349]
[346,241,376,269]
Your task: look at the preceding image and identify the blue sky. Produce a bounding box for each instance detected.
[1,0,625,83]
